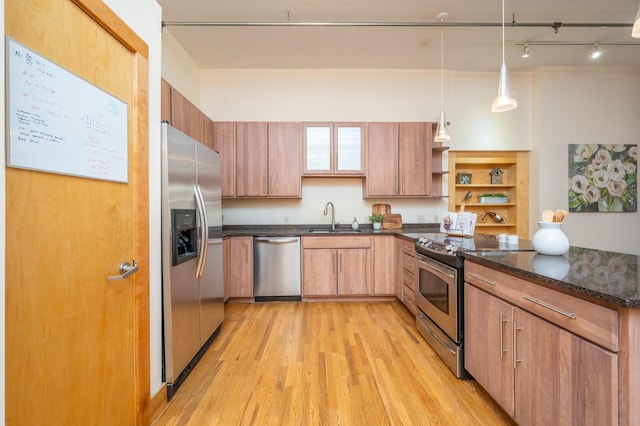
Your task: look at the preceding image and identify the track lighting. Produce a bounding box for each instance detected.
[434,12,451,143]
[521,44,530,58]
[590,43,601,59]
[491,0,517,113]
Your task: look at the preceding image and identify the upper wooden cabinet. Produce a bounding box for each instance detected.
[211,121,236,197]
[303,122,365,175]
[236,122,302,198]
[365,122,441,198]
[448,150,529,238]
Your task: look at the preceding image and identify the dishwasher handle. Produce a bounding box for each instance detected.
[254,237,300,244]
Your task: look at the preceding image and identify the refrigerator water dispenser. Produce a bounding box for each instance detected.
[171,209,197,265]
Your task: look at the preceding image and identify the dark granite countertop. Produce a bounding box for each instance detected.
[223,223,439,241]
[463,248,640,309]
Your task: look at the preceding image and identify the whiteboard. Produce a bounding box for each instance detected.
[6,37,129,183]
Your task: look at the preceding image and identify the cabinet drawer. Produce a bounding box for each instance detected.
[402,253,416,275]
[402,240,416,255]
[302,235,371,249]
[465,261,619,352]
[402,269,415,291]
[402,284,416,313]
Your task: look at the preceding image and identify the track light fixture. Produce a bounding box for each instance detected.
[491,0,517,113]
[434,12,451,143]
[590,43,601,59]
[521,44,530,58]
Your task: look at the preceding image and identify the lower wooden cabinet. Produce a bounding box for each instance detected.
[372,235,395,295]
[223,236,253,300]
[302,236,371,297]
[399,240,416,314]
[465,269,618,425]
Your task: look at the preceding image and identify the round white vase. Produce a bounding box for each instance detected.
[531,221,570,255]
[373,222,382,230]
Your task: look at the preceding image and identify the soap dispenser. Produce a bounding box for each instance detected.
[351,217,359,230]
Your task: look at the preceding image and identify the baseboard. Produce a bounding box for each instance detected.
[150,384,168,423]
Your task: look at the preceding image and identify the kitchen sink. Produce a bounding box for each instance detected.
[308,229,362,234]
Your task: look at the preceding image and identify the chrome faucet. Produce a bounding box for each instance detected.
[323,201,336,231]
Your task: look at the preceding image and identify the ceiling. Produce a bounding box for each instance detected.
[156,0,640,71]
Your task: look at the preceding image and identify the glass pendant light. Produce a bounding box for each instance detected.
[633,2,640,38]
[434,12,451,143]
[491,0,517,113]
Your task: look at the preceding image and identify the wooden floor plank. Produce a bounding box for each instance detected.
[153,301,515,425]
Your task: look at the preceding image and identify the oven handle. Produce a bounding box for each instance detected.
[417,313,457,356]
[416,254,456,279]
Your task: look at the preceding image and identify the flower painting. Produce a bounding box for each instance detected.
[568,144,637,212]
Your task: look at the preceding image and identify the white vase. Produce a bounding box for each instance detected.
[373,222,381,230]
[531,221,570,255]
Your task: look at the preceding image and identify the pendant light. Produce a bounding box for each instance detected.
[434,12,451,143]
[633,2,640,38]
[491,0,517,113]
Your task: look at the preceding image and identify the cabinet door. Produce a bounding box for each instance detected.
[513,308,618,426]
[464,284,515,416]
[337,248,370,295]
[365,122,398,196]
[303,123,332,174]
[236,122,268,197]
[302,249,337,296]
[373,235,395,295]
[212,122,236,197]
[398,122,431,196]
[268,122,301,197]
[161,78,172,123]
[171,89,205,143]
[226,237,253,298]
[334,123,364,174]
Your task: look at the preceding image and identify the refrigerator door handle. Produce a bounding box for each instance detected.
[194,184,209,278]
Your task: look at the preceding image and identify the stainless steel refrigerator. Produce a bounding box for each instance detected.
[160,122,224,400]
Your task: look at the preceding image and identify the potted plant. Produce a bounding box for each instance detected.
[368,213,385,230]
[478,192,509,204]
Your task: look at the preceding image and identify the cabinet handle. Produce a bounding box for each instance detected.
[402,176,405,193]
[395,176,399,195]
[269,177,272,195]
[513,321,523,369]
[263,179,267,195]
[499,313,508,359]
[523,296,576,320]
[339,253,342,274]
[467,272,496,286]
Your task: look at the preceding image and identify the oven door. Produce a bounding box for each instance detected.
[414,253,459,342]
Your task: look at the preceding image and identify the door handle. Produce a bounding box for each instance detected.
[107,260,139,281]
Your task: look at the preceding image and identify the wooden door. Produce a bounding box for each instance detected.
[225,237,254,298]
[302,249,338,296]
[236,122,268,196]
[5,0,149,424]
[212,121,237,197]
[464,284,515,417]
[337,248,370,295]
[398,122,431,196]
[513,308,618,425]
[365,122,398,196]
[372,235,395,295]
[268,122,301,197]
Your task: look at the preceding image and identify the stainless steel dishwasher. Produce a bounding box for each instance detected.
[253,236,301,302]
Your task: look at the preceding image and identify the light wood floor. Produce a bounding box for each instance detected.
[153,301,515,425]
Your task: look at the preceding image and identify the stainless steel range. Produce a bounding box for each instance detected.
[413,233,532,378]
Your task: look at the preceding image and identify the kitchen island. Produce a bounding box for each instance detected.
[463,247,639,425]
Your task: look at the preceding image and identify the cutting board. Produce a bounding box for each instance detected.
[382,213,402,229]
[372,203,391,215]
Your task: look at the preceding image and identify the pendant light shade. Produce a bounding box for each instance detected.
[434,12,451,143]
[491,0,517,113]
[491,62,518,112]
[633,2,640,38]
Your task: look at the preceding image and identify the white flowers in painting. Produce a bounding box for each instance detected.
[568,144,637,212]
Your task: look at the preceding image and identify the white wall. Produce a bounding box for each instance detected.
[532,67,640,255]
[103,0,164,397]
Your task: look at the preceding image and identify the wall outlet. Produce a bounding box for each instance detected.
[433,214,440,223]
[417,214,425,223]
[284,216,289,224]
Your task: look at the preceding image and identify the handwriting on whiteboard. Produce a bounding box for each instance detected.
[7,37,129,183]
